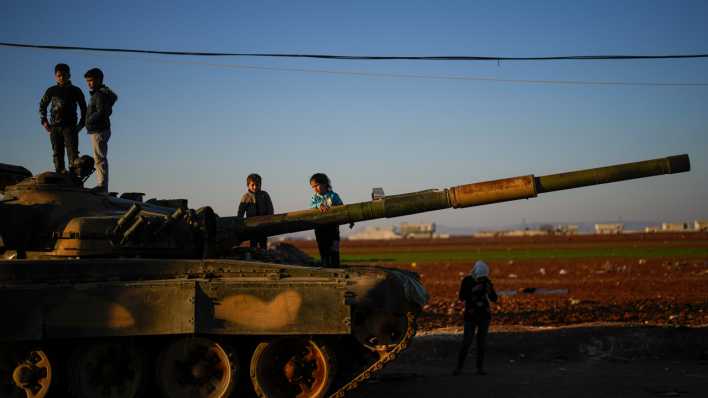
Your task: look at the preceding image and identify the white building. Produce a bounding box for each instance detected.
[595,223,624,234]
[555,224,579,235]
[661,222,690,232]
[500,229,549,237]
[348,226,402,240]
[399,223,435,239]
[473,231,497,238]
[693,220,708,231]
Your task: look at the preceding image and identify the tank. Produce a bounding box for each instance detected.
[0,154,690,398]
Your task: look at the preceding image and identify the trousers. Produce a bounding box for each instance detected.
[89,129,111,189]
[49,126,78,172]
[456,317,490,371]
[314,225,340,267]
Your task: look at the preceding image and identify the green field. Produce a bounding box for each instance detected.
[337,247,708,264]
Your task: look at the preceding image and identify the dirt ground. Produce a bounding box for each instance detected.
[349,355,708,398]
[347,325,708,398]
[291,233,708,397]
[289,233,708,330]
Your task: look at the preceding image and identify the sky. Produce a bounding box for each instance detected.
[1,0,707,233]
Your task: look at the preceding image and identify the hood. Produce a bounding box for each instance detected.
[471,260,489,279]
[92,85,118,105]
[100,85,118,106]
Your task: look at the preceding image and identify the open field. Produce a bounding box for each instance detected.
[287,233,708,330]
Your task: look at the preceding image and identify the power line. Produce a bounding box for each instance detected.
[2,41,708,62]
[6,41,708,86]
[138,57,708,87]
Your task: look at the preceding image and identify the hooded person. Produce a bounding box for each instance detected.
[453,260,498,375]
[84,67,118,193]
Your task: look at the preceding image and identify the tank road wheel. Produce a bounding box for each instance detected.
[68,342,147,398]
[250,338,335,398]
[155,337,237,398]
[2,349,52,398]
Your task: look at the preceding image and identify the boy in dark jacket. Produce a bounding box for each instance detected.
[39,63,87,173]
[237,173,274,249]
[84,68,118,193]
[453,260,498,375]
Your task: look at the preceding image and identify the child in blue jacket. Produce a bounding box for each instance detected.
[309,173,343,266]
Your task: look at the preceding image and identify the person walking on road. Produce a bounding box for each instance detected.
[453,260,498,376]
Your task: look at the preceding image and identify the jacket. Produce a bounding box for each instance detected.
[39,82,87,128]
[310,191,343,209]
[85,85,118,132]
[459,276,498,321]
[237,191,274,218]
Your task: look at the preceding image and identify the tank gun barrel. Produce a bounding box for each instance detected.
[223,154,689,240]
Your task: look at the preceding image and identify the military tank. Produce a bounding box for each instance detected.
[0,154,690,398]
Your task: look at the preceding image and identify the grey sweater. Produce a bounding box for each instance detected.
[86,85,118,132]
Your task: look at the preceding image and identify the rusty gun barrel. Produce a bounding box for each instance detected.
[222,154,689,241]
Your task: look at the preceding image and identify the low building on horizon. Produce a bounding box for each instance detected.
[661,222,691,232]
[595,223,624,235]
[348,226,402,240]
[399,222,435,239]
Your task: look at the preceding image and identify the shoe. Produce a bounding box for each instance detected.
[476,369,487,375]
[452,369,461,376]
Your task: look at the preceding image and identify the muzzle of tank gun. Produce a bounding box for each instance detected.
[446,154,691,208]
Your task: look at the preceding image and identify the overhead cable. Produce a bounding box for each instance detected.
[2,41,708,62]
[139,57,708,87]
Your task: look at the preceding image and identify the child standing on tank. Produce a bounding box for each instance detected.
[39,63,87,173]
[309,173,346,267]
[237,173,274,249]
[453,260,498,376]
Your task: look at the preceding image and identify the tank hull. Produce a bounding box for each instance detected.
[0,258,425,397]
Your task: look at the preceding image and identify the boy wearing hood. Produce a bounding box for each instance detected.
[453,260,498,375]
[84,68,118,193]
[39,63,87,173]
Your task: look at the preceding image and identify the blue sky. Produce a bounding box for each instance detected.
[1,0,706,231]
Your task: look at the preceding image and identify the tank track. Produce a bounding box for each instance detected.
[328,312,416,398]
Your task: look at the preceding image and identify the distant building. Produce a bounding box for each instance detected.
[555,224,579,235]
[348,226,402,240]
[661,222,690,232]
[473,228,549,237]
[473,231,497,238]
[595,223,624,234]
[399,222,435,239]
[500,229,549,237]
[695,220,708,232]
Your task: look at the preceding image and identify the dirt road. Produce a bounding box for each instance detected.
[349,325,708,398]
